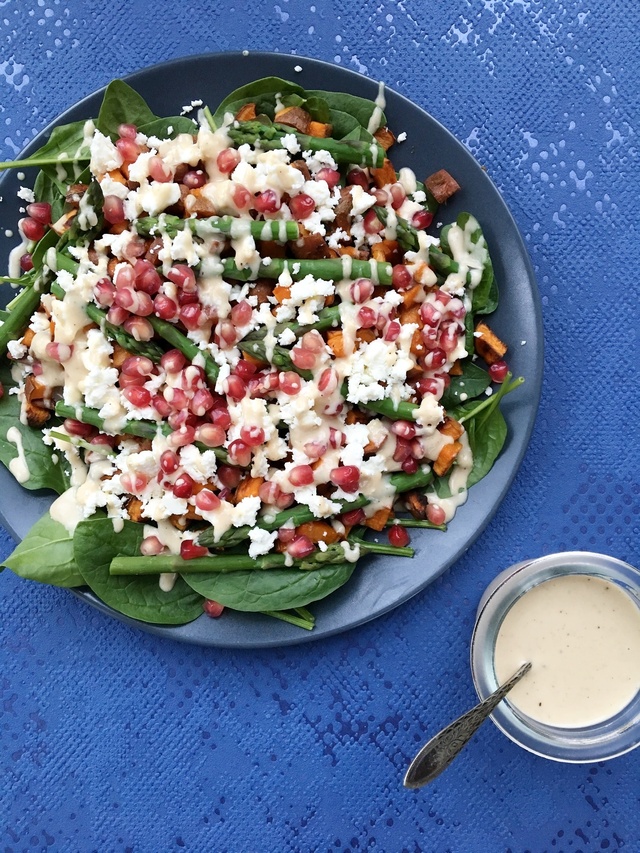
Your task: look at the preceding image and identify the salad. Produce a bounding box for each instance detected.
[0,76,522,631]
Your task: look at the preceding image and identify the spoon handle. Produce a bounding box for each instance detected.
[404,662,531,789]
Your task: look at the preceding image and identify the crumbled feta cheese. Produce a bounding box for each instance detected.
[248,527,278,559]
[281,133,301,155]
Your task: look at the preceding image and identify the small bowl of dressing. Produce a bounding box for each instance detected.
[471,551,640,762]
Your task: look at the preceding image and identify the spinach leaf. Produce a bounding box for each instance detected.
[1,512,83,587]
[472,261,499,315]
[138,116,198,138]
[440,362,491,409]
[33,169,67,222]
[74,516,204,624]
[212,77,306,126]
[96,79,156,140]
[307,89,386,133]
[0,365,69,493]
[328,108,374,142]
[464,405,507,487]
[183,562,357,612]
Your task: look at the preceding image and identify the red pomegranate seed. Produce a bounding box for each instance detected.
[123,386,151,408]
[288,465,314,487]
[357,307,377,329]
[329,428,346,449]
[227,439,252,467]
[203,599,225,617]
[160,350,186,376]
[94,278,115,307]
[123,236,146,262]
[440,327,461,355]
[289,193,315,220]
[330,466,360,492]
[349,278,374,304]
[26,202,52,225]
[123,316,153,341]
[411,209,433,230]
[63,418,94,438]
[427,504,446,525]
[188,389,213,417]
[346,168,369,189]
[120,471,148,493]
[393,438,412,463]
[114,264,135,290]
[291,347,317,370]
[160,449,179,474]
[254,190,281,213]
[416,377,443,398]
[148,156,172,183]
[300,330,324,354]
[134,259,162,294]
[19,253,33,272]
[116,138,140,163]
[179,303,203,330]
[45,342,73,363]
[150,395,171,418]
[121,355,154,377]
[224,374,247,402]
[118,373,146,389]
[195,489,221,512]
[435,289,452,307]
[140,535,165,556]
[341,507,366,527]
[277,524,296,543]
[216,147,241,174]
[287,535,316,559]
[373,188,389,205]
[173,473,196,498]
[259,481,282,505]
[489,360,509,383]
[401,456,419,474]
[279,371,302,395]
[20,217,46,242]
[240,425,265,447]
[423,348,447,370]
[217,465,242,489]
[421,326,439,350]
[183,170,207,189]
[384,320,401,342]
[420,301,442,327]
[195,424,226,447]
[363,209,384,235]
[388,525,410,547]
[411,438,425,460]
[169,425,197,448]
[318,368,338,395]
[391,264,413,291]
[303,440,327,460]
[163,386,188,410]
[391,421,416,440]
[217,320,237,347]
[316,167,340,188]
[180,539,209,560]
[167,264,197,292]
[118,123,137,140]
[277,495,296,511]
[390,183,406,210]
[231,300,253,326]
[210,407,231,430]
[447,298,466,319]
[233,185,251,210]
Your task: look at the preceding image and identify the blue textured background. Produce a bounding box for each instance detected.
[1,2,639,851]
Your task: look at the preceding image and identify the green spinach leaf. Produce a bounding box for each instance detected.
[183,562,357,612]
[1,512,83,587]
[96,80,156,140]
[138,116,198,138]
[74,516,204,624]
[307,89,386,133]
[212,77,306,126]
[440,362,491,409]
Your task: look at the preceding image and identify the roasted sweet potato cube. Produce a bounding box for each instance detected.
[126,498,146,523]
[249,280,275,305]
[296,521,340,545]
[23,377,51,428]
[405,491,430,520]
[235,102,257,121]
[433,441,463,477]
[327,330,346,358]
[371,239,402,265]
[425,169,461,204]
[51,210,77,236]
[65,183,88,207]
[474,321,507,365]
[185,188,217,218]
[290,159,311,181]
[289,231,333,260]
[449,360,463,376]
[273,284,291,304]
[111,343,134,369]
[363,506,393,531]
[258,240,287,259]
[438,417,464,441]
[370,158,397,189]
[274,106,311,134]
[234,476,264,502]
[308,121,333,138]
[334,186,354,232]
[374,126,396,151]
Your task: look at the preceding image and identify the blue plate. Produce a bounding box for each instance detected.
[0,52,543,647]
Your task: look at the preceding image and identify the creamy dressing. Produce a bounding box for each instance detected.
[494,574,640,728]
[366,82,386,135]
[6,427,30,483]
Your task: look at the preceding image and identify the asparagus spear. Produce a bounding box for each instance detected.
[135,214,300,242]
[228,120,386,168]
[221,256,393,284]
[243,304,341,342]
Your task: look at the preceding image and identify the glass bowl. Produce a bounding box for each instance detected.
[471,551,640,762]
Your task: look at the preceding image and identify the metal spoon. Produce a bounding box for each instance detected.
[403,661,531,789]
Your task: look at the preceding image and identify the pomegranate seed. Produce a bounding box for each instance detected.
[329,428,346,449]
[447,298,466,319]
[114,265,135,290]
[277,524,296,543]
[234,362,258,383]
[118,123,137,140]
[318,368,338,395]
[217,320,237,347]
[180,539,209,560]
[151,395,171,418]
[160,449,179,474]
[423,348,447,370]
[412,209,434,230]
[227,439,252,467]
[169,424,197,448]
[289,193,315,220]
[188,389,213,417]
[94,278,116,307]
[118,373,146,389]
[391,421,416,440]
[489,360,509,383]
[233,185,251,210]
[224,374,247,402]
[330,466,360,492]
[123,386,152,408]
[349,278,374,303]
[210,407,231,430]
[120,472,148,493]
[173,472,196,498]
[241,425,265,447]
[179,303,203,330]
[363,209,384,235]
[231,300,253,326]
[140,535,164,556]
[19,253,33,272]
[148,156,172,183]
[275,490,294,509]
[163,386,188,410]
[393,438,412,463]
[20,217,46,242]
[434,289,452,307]
[183,170,207,189]
[391,264,413,291]
[316,167,340,188]
[203,599,225,617]
[123,316,153,341]
[279,371,302,395]
[427,504,446,525]
[420,301,442,327]
[45,342,73,363]
[288,465,314,487]
[154,293,179,323]
[301,330,325,354]
[346,168,369,189]
[421,326,439,350]
[195,423,226,447]
[216,147,241,174]
[373,188,389,205]
[218,465,242,489]
[401,456,419,474]
[440,327,461,355]
[388,525,410,547]
[341,508,366,527]
[384,320,401,342]
[303,440,328,460]
[63,418,94,438]
[121,355,154,377]
[167,264,197,292]
[291,347,317,371]
[116,137,140,163]
[195,489,221,512]
[123,236,146,261]
[357,307,377,329]
[390,183,406,210]
[416,377,444,399]
[134,259,162,294]
[259,481,282,505]
[287,535,316,559]
[254,190,281,213]
[26,202,52,225]
[411,438,426,460]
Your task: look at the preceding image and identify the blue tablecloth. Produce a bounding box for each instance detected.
[1,2,639,851]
